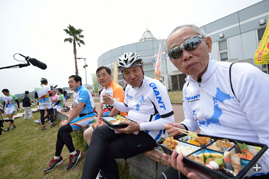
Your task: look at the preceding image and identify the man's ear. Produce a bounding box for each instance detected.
[205,36,212,53]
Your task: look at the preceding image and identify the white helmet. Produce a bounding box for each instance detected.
[117,52,143,71]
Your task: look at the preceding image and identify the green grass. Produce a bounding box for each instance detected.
[0,107,134,178]
[0,111,87,178]
[168,91,183,104]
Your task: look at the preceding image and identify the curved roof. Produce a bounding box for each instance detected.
[140,28,156,42]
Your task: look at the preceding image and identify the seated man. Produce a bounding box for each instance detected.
[83,66,126,145]
[44,75,97,173]
[81,52,175,179]
[160,24,269,179]
[2,89,20,132]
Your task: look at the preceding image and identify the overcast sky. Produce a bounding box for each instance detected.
[0,0,263,97]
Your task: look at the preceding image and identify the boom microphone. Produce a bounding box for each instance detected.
[29,58,47,70]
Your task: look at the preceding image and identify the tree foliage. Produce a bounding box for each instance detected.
[64,25,85,75]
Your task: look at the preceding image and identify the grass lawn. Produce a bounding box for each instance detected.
[0,109,87,178]
[168,91,183,104]
[0,106,134,178]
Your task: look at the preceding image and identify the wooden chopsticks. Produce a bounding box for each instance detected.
[163,124,198,139]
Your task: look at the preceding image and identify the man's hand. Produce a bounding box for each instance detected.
[164,123,186,137]
[95,118,103,128]
[59,120,69,127]
[103,93,114,105]
[117,120,140,134]
[163,150,203,179]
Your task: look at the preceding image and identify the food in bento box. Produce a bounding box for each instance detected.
[175,145,195,156]
[194,136,212,145]
[237,149,254,160]
[163,137,178,150]
[235,142,258,160]
[110,115,128,124]
[215,139,232,150]
[188,150,241,177]
[229,151,242,175]
[208,145,222,151]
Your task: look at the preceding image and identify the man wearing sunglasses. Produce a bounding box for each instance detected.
[160,24,269,179]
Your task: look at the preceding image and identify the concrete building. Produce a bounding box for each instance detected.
[97,0,269,91]
[97,29,170,88]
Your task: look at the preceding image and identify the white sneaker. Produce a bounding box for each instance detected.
[96,170,104,179]
[45,118,49,122]
[28,117,34,119]
[34,119,42,124]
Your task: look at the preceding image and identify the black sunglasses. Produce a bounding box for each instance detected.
[168,35,204,59]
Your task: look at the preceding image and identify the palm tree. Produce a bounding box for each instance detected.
[64,24,85,75]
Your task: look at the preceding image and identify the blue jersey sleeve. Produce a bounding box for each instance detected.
[78,90,89,104]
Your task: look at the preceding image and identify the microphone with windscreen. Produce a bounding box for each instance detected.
[19,54,47,70]
[29,58,47,70]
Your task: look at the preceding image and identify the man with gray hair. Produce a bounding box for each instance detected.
[161,24,269,178]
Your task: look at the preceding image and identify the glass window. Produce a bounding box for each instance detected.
[144,70,154,77]
[258,27,266,41]
[143,63,153,70]
[219,40,227,51]
[220,52,228,61]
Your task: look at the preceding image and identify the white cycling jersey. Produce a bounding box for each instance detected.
[35,84,52,109]
[3,94,17,109]
[181,57,269,176]
[113,76,174,141]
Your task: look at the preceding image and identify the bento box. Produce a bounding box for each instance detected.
[156,134,268,179]
[101,115,129,129]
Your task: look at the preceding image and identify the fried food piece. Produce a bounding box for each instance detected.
[230,151,242,175]
[195,137,211,145]
[208,145,222,151]
[110,120,116,124]
[163,137,178,150]
[216,139,231,150]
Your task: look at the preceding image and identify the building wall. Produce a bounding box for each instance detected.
[203,0,269,73]
[97,0,269,91]
[97,39,168,86]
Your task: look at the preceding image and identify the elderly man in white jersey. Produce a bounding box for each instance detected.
[159,24,269,179]
[35,78,56,130]
[81,52,175,179]
[2,89,20,132]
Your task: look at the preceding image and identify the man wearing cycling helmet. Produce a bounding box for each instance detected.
[35,78,56,130]
[159,24,269,179]
[81,52,175,179]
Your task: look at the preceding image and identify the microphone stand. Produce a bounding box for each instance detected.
[0,53,30,70]
[0,63,30,70]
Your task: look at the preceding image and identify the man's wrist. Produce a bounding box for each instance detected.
[180,123,188,131]
[112,99,116,106]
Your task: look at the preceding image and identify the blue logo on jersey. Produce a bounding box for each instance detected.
[198,87,233,127]
[130,95,145,111]
[186,94,200,101]
[126,94,133,100]
[149,83,166,110]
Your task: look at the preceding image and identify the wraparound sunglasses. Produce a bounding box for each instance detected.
[168,35,204,59]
